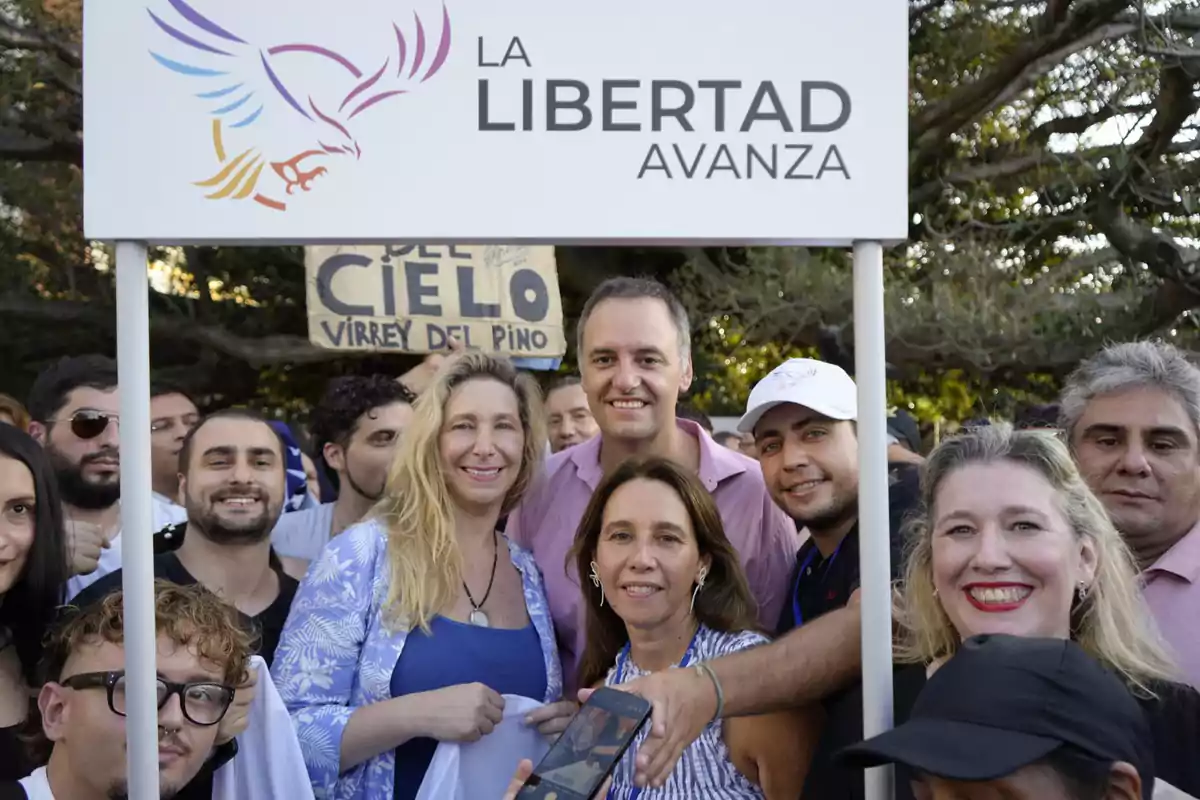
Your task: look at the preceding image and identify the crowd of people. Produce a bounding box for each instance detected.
[0,275,1197,800]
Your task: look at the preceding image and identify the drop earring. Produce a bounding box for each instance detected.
[1076,581,1089,603]
[589,561,605,607]
[690,567,708,613]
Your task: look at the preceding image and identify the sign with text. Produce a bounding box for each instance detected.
[306,244,565,356]
[84,0,907,245]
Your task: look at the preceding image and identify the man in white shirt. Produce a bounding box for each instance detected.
[271,375,414,572]
[26,356,188,599]
[149,383,199,516]
[13,582,252,800]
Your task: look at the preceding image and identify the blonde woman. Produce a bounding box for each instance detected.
[273,354,568,799]
[804,425,1200,800]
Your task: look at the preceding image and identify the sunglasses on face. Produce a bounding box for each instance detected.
[51,410,118,440]
[61,670,235,726]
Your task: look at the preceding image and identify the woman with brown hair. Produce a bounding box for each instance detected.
[572,456,816,799]
[0,424,70,781]
[0,395,29,432]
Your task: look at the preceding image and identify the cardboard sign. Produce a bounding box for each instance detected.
[305,244,565,356]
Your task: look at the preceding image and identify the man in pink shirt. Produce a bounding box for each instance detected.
[507,277,797,692]
[1062,340,1200,688]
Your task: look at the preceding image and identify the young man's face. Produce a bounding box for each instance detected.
[754,403,859,532]
[325,400,413,502]
[39,635,229,799]
[150,393,200,496]
[180,417,285,545]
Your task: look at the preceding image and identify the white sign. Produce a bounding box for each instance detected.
[84,0,908,245]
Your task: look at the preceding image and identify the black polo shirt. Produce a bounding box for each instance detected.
[777,462,920,634]
[70,550,298,667]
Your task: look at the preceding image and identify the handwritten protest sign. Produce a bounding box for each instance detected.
[306,245,565,356]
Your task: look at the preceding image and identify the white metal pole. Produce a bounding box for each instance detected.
[114,240,161,800]
[852,240,895,800]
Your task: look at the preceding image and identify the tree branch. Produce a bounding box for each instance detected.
[911,132,1200,207]
[912,1,1135,170]
[1133,66,1199,161]
[1165,9,1200,33]
[0,11,81,68]
[0,128,81,165]
[0,293,352,368]
[1095,196,1200,289]
[1027,102,1153,143]
[1039,0,1074,33]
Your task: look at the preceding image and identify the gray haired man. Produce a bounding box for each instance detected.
[1060,341,1200,687]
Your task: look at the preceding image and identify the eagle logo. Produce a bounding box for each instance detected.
[147,0,452,211]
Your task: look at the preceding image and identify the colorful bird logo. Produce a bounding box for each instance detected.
[147,0,452,211]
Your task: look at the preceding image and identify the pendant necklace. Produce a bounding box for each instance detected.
[464,529,499,627]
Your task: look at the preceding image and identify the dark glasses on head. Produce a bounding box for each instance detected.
[52,410,118,440]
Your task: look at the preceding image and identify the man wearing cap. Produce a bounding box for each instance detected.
[739,358,920,634]
[839,634,1155,800]
[597,358,921,791]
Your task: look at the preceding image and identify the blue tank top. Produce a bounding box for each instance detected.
[390,616,548,800]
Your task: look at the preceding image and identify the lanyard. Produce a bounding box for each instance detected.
[607,627,702,800]
[614,625,702,684]
[791,540,844,629]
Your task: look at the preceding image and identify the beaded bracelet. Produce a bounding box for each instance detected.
[694,662,725,721]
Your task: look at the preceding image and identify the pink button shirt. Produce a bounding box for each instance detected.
[1142,521,1200,689]
[508,420,799,692]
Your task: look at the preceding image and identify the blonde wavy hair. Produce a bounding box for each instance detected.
[896,423,1178,695]
[379,352,546,632]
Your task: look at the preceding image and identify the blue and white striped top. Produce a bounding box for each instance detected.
[604,624,770,799]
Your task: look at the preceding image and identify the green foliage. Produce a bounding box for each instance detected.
[1,0,1199,424]
[687,317,816,415]
[687,317,1061,425]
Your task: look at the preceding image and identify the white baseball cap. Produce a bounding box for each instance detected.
[737,358,858,433]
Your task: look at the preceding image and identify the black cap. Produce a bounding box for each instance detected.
[838,635,1153,790]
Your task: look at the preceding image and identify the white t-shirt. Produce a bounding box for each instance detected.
[18,766,55,799]
[1155,780,1200,799]
[269,503,337,563]
[151,491,182,511]
[64,496,188,600]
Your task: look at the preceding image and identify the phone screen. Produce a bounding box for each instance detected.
[518,688,651,799]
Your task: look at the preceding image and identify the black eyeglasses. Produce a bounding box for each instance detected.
[50,410,118,441]
[62,670,235,726]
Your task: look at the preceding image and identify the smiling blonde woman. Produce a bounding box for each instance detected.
[801,425,1200,800]
[274,353,571,800]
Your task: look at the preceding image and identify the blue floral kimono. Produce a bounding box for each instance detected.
[272,520,562,799]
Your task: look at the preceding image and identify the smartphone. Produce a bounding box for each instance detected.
[517,686,652,799]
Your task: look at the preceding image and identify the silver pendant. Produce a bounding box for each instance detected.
[469,609,490,627]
